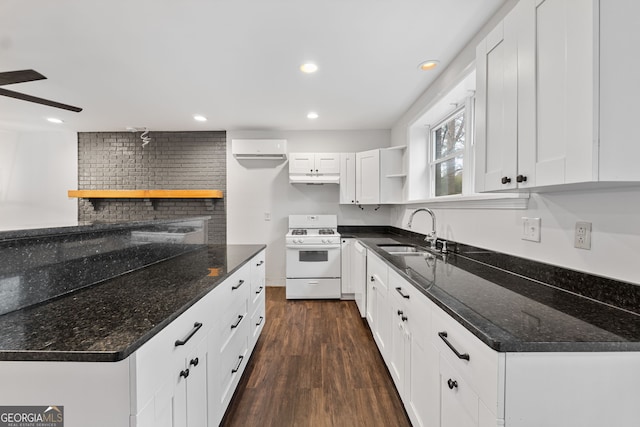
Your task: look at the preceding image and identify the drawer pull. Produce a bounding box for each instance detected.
[395,287,410,299]
[438,331,470,361]
[256,260,264,266]
[232,279,245,290]
[447,379,458,390]
[230,314,244,329]
[179,369,190,379]
[256,286,264,294]
[174,322,203,347]
[256,316,264,326]
[231,355,244,373]
[189,357,199,367]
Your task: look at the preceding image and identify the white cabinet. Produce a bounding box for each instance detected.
[366,250,391,359]
[339,153,357,204]
[249,250,266,351]
[356,149,381,204]
[475,0,533,192]
[341,238,355,297]
[388,268,439,427]
[476,0,640,192]
[352,241,367,318]
[353,148,406,204]
[289,153,340,175]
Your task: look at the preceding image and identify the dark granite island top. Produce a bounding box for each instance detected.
[0,244,264,362]
[340,226,640,353]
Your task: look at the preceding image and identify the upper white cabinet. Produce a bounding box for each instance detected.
[475,0,640,192]
[356,149,381,204]
[349,147,405,205]
[475,0,534,192]
[339,153,357,204]
[289,153,340,183]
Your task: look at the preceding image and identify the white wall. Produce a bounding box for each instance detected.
[391,187,640,285]
[0,130,78,231]
[227,130,391,285]
[388,0,640,286]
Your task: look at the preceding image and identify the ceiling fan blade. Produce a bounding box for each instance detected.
[0,88,82,112]
[0,69,46,86]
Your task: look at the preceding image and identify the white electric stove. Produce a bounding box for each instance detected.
[285,215,341,299]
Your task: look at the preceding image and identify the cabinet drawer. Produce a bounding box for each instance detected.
[389,269,431,350]
[218,295,249,354]
[218,326,249,409]
[250,251,266,304]
[250,291,266,345]
[215,263,251,313]
[431,305,502,416]
[440,355,479,427]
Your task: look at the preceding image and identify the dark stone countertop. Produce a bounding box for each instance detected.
[0,244,265,362]
[340,227,640,352]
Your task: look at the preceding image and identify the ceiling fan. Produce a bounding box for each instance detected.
[0,69,82,112]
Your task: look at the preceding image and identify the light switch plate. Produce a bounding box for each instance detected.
[522,217,541,242]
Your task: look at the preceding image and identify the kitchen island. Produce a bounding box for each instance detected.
[0,218,266,427]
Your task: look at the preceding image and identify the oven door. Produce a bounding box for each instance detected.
[286,244,341,278]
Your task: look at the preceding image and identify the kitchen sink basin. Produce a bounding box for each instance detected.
[377,244,436,256]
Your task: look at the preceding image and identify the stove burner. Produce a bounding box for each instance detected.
[291,229,307,235]
[319,229,335,235]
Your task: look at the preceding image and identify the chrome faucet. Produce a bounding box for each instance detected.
[407,208,437,247]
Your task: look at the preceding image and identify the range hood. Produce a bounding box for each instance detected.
[289,174,340,184]
[232,139,287,160]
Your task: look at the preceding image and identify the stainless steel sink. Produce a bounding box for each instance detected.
[377,244,436,256]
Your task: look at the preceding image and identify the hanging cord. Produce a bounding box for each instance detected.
[140,128,151,147]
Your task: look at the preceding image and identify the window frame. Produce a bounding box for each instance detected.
[427,94,475,199]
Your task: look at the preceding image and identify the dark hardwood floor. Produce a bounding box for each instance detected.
[221,286,411,427]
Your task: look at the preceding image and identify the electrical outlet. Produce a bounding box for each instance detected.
[574,221,592,250]
[264,212,271,221]
[522,217,541,242]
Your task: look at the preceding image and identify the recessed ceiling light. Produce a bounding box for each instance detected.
[300,63,318,74]
[418,60,439,71]
[307,112,319,119]
[193,115,207,122]
[47,117,64,124]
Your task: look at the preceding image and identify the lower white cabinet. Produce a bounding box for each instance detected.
[366,251,391,359]
[363,246,640,427]
[341,238,355,297]
[0,249,266,427]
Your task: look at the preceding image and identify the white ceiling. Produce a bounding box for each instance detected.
[0,0,504,132]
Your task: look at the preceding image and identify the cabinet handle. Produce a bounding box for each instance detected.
[255,286,264,294]
[501,176,511,184]
[447,379,458,390]
[174,322,203,347]
[352,200,355,203]
[189,357,199,367]
[395,287,410,299]
[179,369,190,379]
[516,174,527,183]
[256,316,264,326]
[370,276,375,282]
[438,331,470,361]
[230,314,244,329]
[397,309,404,316]
[315,169,319,172]
[231,355,244,373]
[401,314,408,322]
[256,260,264,266]
[232,279,245,290]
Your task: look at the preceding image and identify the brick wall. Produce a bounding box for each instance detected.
[77,131,226,243]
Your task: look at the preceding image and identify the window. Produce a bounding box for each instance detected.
[430,108,466,197]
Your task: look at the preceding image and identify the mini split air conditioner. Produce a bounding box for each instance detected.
[231,139,287,160]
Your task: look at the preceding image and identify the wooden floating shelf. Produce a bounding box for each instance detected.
[68,189,223,199]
